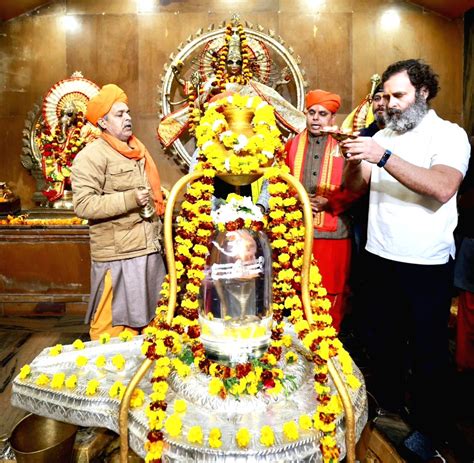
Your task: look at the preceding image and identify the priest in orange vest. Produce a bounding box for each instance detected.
[286,89,360,331]
[71,84,166,340]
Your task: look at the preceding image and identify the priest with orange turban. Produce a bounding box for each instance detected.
[285,89,361,331]
[71,84,166,340]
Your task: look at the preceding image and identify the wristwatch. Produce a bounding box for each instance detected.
[377,149,392,168]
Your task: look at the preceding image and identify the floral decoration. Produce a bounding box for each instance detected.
[16,89,361,463]
[187,20,253,134]
[35,112,88,202]
[49,344,63,356]
[18,365,31,380]
[139,88,362,462]
[214,22,253,92]
[65,374,77,390]
[0,214,87,227]
[195,93,283,175]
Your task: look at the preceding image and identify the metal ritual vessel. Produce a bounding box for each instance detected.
[215,105,271,187]
[199,227,272,363]
[10,413,77,463]
[137,186,156,219]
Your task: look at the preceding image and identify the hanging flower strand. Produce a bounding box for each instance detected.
[141,88,360,462]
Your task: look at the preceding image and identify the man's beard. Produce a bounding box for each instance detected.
[385,92,428,133]
[374,112,385,127]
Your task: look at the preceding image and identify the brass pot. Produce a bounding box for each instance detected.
[222,106,255,138]
[215,106,271,187]
[10,414,78,463]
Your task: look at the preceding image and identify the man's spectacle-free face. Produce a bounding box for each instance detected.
[372,91,386,117]
[100,102,133,142]
[305,104,335,136]
[382,70,419,112]
[383,71,428,133]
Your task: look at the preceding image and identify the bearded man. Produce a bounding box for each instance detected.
[71,84,166,340]
[342,59,471,456]
[359,84,386,137]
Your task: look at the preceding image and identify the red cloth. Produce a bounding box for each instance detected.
[456,290,474,370]
[313,238,351,332]
[305,89,341,112]
[285,131,360,331]
[285,132,362,230]
[285,130,357,330]
[285,131,342,232]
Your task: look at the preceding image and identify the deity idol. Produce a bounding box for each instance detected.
[34,74,100,205]
[157,16,306,154]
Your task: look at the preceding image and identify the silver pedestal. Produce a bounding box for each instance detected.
[11,333,367,462]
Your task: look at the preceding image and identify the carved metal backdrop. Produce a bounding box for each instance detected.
[157,19,308,169]
[21,74,99,209]
[21,102,46,206]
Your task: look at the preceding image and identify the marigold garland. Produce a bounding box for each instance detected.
[195,93,283,175]
[186,20,254,135]
[142,92,361,461]
[35,111,88,202]
[0,214,87,227]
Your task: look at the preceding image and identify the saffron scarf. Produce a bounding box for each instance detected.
[101,133,165,215]
[286,129,343,232]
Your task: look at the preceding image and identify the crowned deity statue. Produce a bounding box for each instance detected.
[26,74,100,207]
[157,16,307,163]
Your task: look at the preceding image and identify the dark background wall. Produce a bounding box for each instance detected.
[0,0,468,209]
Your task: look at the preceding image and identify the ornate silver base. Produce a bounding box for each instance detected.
[11,334,367,462]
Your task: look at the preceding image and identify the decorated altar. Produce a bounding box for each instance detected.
[12,332,367,462]
[11,17,367,463]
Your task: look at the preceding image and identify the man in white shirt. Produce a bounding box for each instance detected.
[342,59,470,453]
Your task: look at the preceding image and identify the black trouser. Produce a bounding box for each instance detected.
[364,252,454,435]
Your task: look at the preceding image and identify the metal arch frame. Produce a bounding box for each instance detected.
[159,26,307,167]
[119,169,356,463]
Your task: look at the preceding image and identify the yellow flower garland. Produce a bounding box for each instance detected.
[16,87,362,463]
[196,94,283,175]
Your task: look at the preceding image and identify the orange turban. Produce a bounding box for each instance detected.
[86,84,128,126]
[305,89,341,113]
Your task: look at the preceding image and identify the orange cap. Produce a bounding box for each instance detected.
[86,84,128,126]
[305,89,341,113]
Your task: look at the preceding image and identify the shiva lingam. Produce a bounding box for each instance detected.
[200,204,272,363]
[10,94,366,463]
[117,95,362,462]
[14,49,367,463]
[198,105,275,362]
